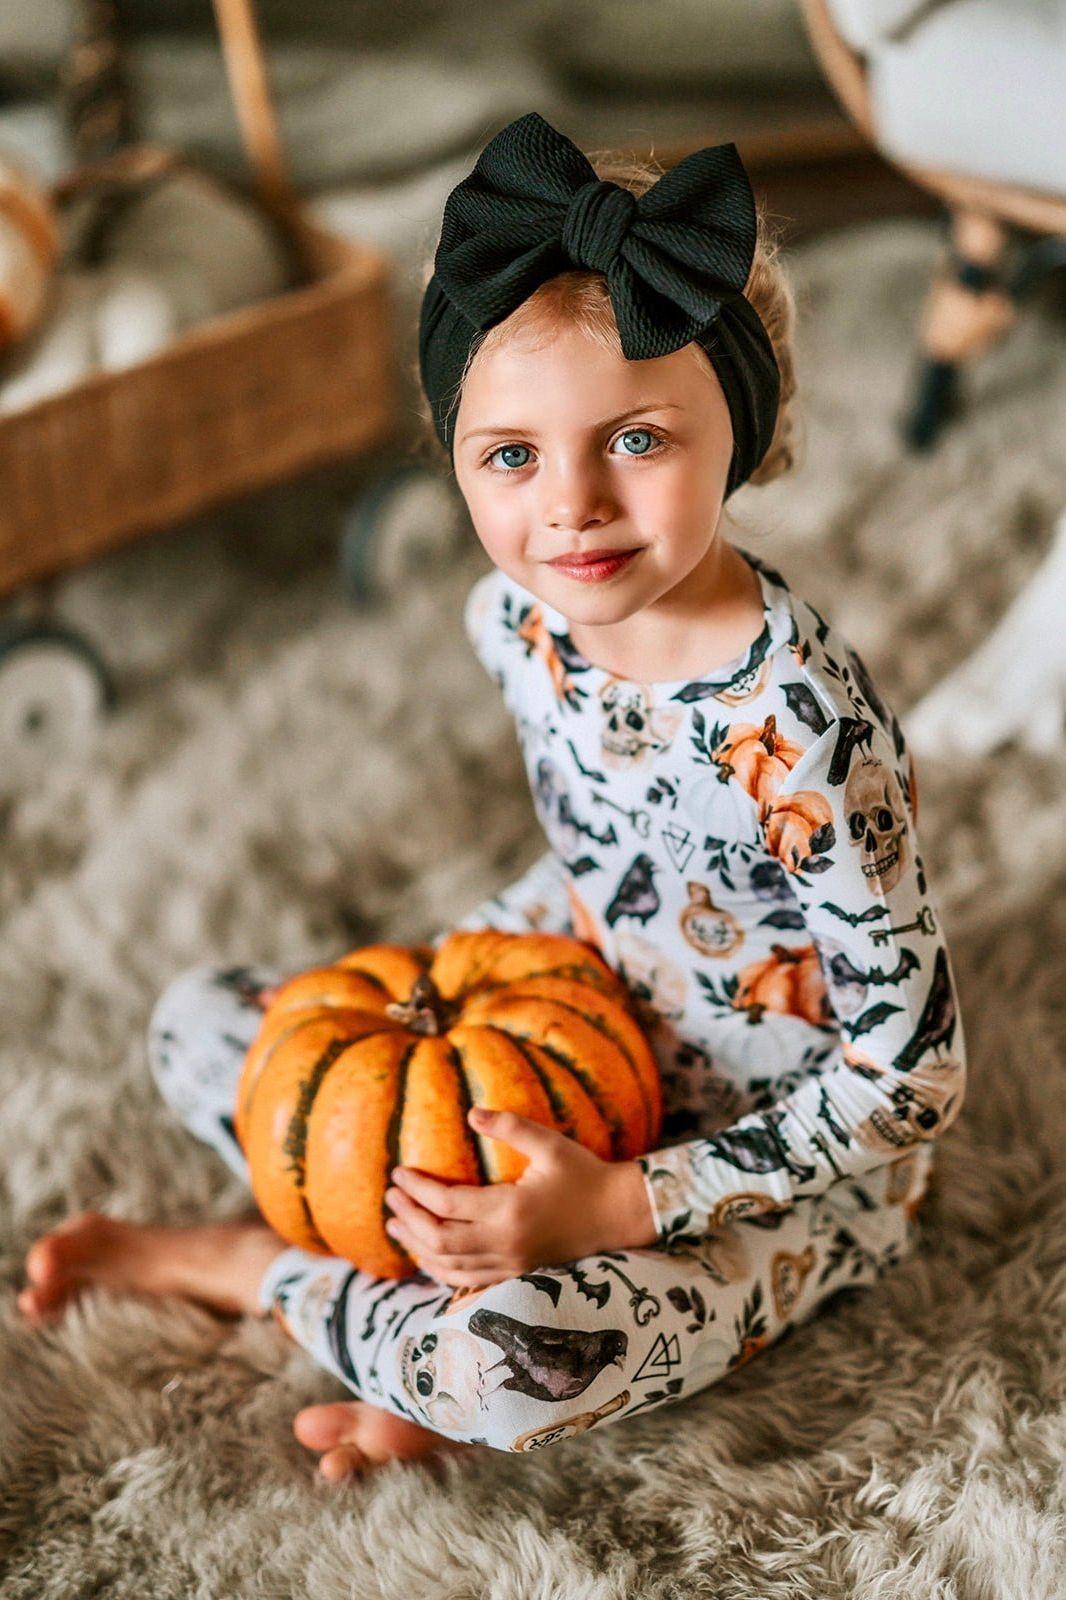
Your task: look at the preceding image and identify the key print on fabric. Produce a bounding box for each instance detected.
[454,546,967,1246]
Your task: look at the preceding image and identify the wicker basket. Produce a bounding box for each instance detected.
[0,0,398,597]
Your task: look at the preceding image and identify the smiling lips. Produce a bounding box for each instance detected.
[548,547,640,566]
[547,547,643,581]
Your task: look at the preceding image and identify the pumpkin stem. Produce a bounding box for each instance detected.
[384,972,448,1035]
[760,713,777,754]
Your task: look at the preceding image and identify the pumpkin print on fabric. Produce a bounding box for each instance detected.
[711,714,806,811]
[733,943,833,1028]
[456,544,967,1250]
[236,930,662,1278]
[764,789,835,874]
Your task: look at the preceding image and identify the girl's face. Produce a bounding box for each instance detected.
[452,319,734,629]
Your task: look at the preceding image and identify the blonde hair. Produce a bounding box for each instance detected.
[412,144,798,486]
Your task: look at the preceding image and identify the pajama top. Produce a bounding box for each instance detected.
[449,545,967,1248]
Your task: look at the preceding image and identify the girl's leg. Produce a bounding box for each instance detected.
[146,961,288,1184]
[254,1147,931,1454]
[19,962,291,1323]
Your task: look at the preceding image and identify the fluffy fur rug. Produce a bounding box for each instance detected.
[1,219,1064,1598]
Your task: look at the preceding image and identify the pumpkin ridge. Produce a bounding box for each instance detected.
[507,1035,575,1136]
[491,990,652,1136]
[382,1041,417,1227]
[238,1009,393,1145]
[333,967,390,996]
[236,1014,310,1145]
[510,1032,623,1152]
[449,1040,491,1184]
[281,1035,358,1190]
[431,930,511,999]
[467,958,624,1000]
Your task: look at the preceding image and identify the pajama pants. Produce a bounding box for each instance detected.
[146,882,934,1454]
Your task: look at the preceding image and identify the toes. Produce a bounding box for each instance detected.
[293,1401,364,1452]
[17,1279,75,1322]
[318,1445,367,1482]
[25,1212,112,1288]
[25,1233,78,1290]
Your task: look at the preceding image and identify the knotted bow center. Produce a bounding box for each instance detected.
[560,180,638,274]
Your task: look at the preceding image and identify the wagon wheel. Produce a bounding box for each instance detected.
[0,618,117,769]
[339,463,466,606]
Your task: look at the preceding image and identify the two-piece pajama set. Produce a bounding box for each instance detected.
[148,546,966,1453]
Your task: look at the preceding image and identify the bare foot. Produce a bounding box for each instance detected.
[18,1211,288,1323]
[293,1399,484,1480]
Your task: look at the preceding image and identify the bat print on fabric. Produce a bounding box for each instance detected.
[458,546,967,1246]
[150,947,940,1451]
[145,544,967,1461]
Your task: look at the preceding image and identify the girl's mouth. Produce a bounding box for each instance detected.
[547,549,643,582]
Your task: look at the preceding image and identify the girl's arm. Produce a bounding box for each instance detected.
[445,566,575,943]
[635,716,968,1247]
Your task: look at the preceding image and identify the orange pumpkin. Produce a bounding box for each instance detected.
[712,714,807,814]
[236,929,662,1279]
[764,789,834,873]
[733,941,831,1027]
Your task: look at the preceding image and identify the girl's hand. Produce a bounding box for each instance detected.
[383,1108,659,1288]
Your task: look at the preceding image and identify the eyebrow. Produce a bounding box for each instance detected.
[459,402,685,445]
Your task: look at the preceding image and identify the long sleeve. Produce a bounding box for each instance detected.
[430,848,575,949]
[635,715,968,1246]
[442,567,575,945]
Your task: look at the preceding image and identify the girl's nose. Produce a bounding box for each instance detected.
[541,463,616,533]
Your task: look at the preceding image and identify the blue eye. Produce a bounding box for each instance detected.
[487,443,533,472]
[482,426,666,473]
[612,428,659,456]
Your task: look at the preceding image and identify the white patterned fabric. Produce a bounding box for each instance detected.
[147,959,930,1451]
[446,546,966,1247]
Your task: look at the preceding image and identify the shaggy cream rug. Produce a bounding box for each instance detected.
[1,220,1064,1598]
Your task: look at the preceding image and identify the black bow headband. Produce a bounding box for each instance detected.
[418,111,780,496]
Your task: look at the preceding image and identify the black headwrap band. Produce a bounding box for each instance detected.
[418,111,780,497]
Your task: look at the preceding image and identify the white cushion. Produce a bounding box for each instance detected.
[869,0,1066,196]
[825,0,939,54]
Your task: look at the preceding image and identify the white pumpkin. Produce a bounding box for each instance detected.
[0,167,290,415]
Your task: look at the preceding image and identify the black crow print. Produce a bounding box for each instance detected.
[466,1308,627,1402]
[605,853,662,927]
[692,1109,818,1185]
[151,545,969,1443]
[458,554,966,1244]
[892,946,957,1070]
[826,717,875,785]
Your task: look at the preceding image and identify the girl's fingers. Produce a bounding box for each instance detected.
[385,1190,481,1254]
[386,1221,508,1280]
[390,1166,496,1221]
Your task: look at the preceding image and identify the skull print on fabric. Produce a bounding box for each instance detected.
[451,546,967,1246]
[147,857,939,1452]
[142,540,957,1454]
[251,1134,930,1451]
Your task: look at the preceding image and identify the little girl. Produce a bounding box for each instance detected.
[19,112,967,1477]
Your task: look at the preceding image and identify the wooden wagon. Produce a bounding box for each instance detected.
[0,0,456,763]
